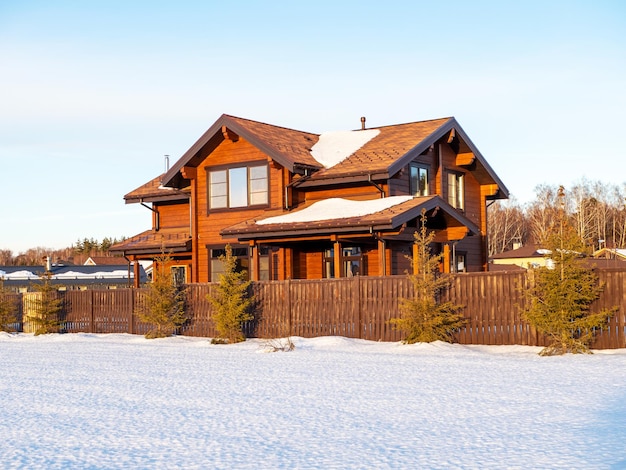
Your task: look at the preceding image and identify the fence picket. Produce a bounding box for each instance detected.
[2,269,625,348]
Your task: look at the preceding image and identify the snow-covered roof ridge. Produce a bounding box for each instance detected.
[257,196,413,226]
[310,129,380,168]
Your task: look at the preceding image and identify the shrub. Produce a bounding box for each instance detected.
[523,195,617,355]
[136,254,187,339]
[0,279,18,332]
[391,209,465,343]
[27,271,63,335]
[207,245,253,343]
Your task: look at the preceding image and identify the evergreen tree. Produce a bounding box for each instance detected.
[523,186,617,356]
[391,209,465,343]
[136,253,187,339]
[28,271,63,335]
[0,279,18,332]
[207,244,253,343]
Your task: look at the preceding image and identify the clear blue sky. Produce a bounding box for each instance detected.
[1,1,624,254]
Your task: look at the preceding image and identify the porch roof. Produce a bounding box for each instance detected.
[123,175,190,204]
[109,228,192,256]
[221,195,480,240]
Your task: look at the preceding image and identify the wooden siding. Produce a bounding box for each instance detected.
[5,270,625,349]
[193,137,286,282]
[156,201,189,229]
[301,184,385,202]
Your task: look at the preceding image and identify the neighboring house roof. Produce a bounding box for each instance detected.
[160,114,509,200]
[592,248,626,260]
[490,244,548,260]
[222,195,480,240]
[0,265,147,287]
[124,174,190,204]
[488,263,526,272]
[109,228,192,256]
[84,256,129,266]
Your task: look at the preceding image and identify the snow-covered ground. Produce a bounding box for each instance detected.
[1,333,625,469]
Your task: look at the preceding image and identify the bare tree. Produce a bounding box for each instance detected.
[487,197,527,255]
[526,184,564,245]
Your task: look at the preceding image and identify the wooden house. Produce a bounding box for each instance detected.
[111,114,508,285]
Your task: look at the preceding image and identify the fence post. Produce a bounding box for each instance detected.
[357,276,362,339]
[89,290,94,334]
[128,289,134,335]
[286,279,292,336]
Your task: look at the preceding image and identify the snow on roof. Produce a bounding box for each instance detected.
[310,129,380,168]
[0,269,133,280]
[0,270,39,280]
[257,196,413,225]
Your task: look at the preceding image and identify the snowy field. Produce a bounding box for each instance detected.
[1,333,626,470]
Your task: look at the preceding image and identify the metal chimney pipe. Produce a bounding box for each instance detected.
[360,117,366,130]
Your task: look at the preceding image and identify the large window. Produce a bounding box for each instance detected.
[208,164,268,210]
[410,163,429,196]
[209,245,271,282]
[447,171,464,210]
[209,247,249,282]
[323,246,363,278]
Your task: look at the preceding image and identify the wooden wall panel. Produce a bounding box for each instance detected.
[191,137,287,282]
[156,202,189,229]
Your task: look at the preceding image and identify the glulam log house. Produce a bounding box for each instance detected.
[111,114,508,285]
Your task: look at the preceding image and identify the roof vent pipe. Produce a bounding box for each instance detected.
[164,155,170,172]
[360,117,366,130]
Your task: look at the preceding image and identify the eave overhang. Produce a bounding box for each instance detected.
[221,196,480,242]
[109,229,192,256]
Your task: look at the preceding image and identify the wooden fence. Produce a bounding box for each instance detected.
[3,270,626,349]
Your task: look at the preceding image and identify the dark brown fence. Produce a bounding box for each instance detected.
[3,270,625,349]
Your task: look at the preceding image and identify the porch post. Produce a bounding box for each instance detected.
[249,240,259,281]
[133,259,141,288]
[442,243,451,273]
[378,237,386,276]
[332,236,342,278]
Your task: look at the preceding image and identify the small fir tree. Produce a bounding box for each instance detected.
[391,209,465,343]
[28,271,63,335]
[0,279,18,332]
[136,254,187,339]
[207,244,253,343]
[523,187,617,356]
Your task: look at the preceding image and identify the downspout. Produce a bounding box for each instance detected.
[368,174,385,198]
[284,169,312,210]
[140,200,159,231]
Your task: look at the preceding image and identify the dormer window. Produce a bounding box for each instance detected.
[410,163,429,197]
[208,163,268,210]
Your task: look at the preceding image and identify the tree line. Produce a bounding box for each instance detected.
[0,237,127,266]
[488,179,626,256]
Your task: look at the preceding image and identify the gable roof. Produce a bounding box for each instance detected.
[162,114,322,189]
[221,195,480,240]
[160,114,508,199]
[299,117,507,197]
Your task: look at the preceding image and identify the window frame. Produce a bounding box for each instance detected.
[409,163,429,197]
[447,171,465,210]
[206,162,269,212]
[323,246,364,278]
[207,244,273,282]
